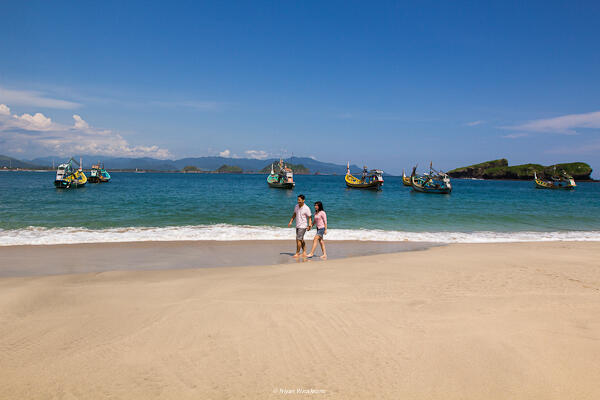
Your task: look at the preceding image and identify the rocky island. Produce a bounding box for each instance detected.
[448,159,593,180]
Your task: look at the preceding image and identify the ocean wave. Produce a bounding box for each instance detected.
[1,224,600,246]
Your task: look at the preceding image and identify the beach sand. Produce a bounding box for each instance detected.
[1,241,599,399]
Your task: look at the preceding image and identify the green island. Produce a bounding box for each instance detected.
[447,159,593,180]
[216,164,243,173]
[260,163,310,174]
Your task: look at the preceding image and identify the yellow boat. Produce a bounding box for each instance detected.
[54,158,87,188]
[534,171,576,190]
[345,163,384,190]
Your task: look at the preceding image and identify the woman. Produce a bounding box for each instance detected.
[307,201,327,259]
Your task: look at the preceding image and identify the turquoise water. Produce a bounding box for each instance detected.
[1,171,599,245]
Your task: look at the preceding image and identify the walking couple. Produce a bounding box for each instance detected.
[287,194,328,259]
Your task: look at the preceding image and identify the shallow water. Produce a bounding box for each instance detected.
[1,171,599,244]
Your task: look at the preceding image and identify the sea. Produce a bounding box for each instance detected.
[1,171,599,246]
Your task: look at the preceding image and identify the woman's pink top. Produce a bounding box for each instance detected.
[314,211,327,229]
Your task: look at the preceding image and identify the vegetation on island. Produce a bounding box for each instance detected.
[216,164,243,173]
[260,163,310,174]
[448,159,593,180]
[182,165,201,172]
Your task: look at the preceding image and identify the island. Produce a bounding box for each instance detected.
[448,159,593,180]
[216,164,243,173]
[260,163,310,174]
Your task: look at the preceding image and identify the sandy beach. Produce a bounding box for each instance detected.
[1,241,599,399]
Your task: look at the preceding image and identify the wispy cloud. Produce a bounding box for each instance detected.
[150,100,226,111]
[545,140,600,155]
[502,133,529,139]
[244,150,269,160]
[0,103,171,158]
[503,111,600,135]
[464,120,484,126]
[0,87,81,109]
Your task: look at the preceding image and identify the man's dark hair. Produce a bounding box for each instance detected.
[298,194,305,200]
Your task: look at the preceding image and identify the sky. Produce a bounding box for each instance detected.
[1,0,599,176]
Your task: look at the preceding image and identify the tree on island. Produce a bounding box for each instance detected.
[182,165,201,172]
[216,164,243,173]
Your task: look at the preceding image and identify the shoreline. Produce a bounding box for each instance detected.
[1,241,599,399]
[0,240,437,277]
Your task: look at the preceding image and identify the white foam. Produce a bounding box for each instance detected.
[1,224,600,246]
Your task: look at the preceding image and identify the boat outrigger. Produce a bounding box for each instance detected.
[534,170,576,190]
[410,163,452,194]
[54,158,87,188]
[88,162,111,183]
[345,163,384,190]
[402,169,412,186]
[267,159,295,189]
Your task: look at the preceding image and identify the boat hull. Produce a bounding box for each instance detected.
[345,181,383,190]
[54,179,86,188]
[411,184,451,194]
[88,176,110,183]
[268,182,295,189]
[535,179,575,190]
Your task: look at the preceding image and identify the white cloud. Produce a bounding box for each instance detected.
[503,111,600,135]
[219,149,231,157]
[12,112,54,130]
[0,87,81,109]
[464,120,484,126]
[245,150,269,160]
[72,114,89,130]
[0,104,171,159]
[0,104,10,116]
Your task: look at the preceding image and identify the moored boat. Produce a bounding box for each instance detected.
[88,162,111,183]
[345,163,384,190]
[402,169,412,186]
[267,159,295,189]
[410,163,452,194]
[534,170,576,190]
[54,158,87,188]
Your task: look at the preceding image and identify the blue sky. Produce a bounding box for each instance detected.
[1,0,599,175]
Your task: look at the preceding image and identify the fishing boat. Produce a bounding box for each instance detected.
[54,158,87,188]
[345,163,384,190]
[410,163,452,194]
[267,159,295,189]
[534,170,576,190]
[88,162,111,183]
[402,169,412,186]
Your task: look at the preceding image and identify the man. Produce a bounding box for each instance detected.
[288,194,312,258]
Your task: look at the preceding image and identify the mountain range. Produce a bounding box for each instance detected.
[1,155,363,175]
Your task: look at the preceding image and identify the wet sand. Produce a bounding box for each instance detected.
[1,242,599,399]
[0,240,435,277]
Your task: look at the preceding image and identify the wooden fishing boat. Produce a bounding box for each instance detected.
[402,169,412,186]
[534,171,575,190]
[88,162,111,183]
[54,158,87,188]
[345,163,384,190]
[267,159,295,189]
[410,163,452,194]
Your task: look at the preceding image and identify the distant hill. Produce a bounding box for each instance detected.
[260,162,310,174]
[216,164,243,173]
[448,159,593,180]
[0,155,44,169]
[27,155,361,174]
